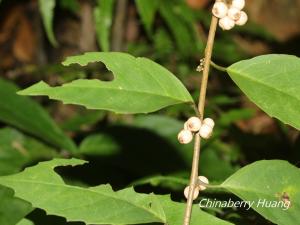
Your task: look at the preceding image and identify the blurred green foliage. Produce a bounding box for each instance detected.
[0,0,299,225]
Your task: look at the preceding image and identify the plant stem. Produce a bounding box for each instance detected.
[210,61,227,72]
[182,15,218,225]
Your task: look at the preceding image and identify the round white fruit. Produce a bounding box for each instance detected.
[198,176,209,190]
[203,118,215,128]
[219,16,235,30]
[184,186,200,200]
[178,129,193,144]
[186,117,202,132]
[231,0,245,10]
[199,124,213,139]
[184,121,189,130]
[212,2,228,19]
[235,11,248,26]
[227,7,241,21]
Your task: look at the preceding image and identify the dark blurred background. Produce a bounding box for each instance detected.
[0,0,300,225]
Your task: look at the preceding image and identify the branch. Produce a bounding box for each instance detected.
[182,15,219,225]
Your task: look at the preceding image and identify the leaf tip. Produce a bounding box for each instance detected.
[61,60,70,67]
[17,81,50,96]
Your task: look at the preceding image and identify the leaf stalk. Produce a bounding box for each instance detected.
[210,61,227,72]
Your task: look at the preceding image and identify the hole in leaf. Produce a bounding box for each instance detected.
[75,61,114,82]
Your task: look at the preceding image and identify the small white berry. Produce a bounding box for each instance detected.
[184,121,189,130]
[186,117,202,132]
[198,176,209,191]
[178,129,193,144]
[231,0,245,10]
[203,118,215,128]
[184,185,200,200]
[227,7,241,21]
[199,124,213,139]
[212,2,228,19]
[218,16,235,30]
[235,11,248,26]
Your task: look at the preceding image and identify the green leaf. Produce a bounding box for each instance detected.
[131,175,188,191]
[0,186,32,225]
[61,110,104,132]
[38,0,58,47]
[94,0,115,51]
[0,158,232,225]
[153,28,174,57]
[135,0,159,34]
[221,160,300,225]
[0,158,165,225]
[79,134,120,156]
[0,128,36,225]
[159,1,199,56]
[0,78,76,152]
[0,128,57,176]
[218,109,255,127]
[157,195,233,225]
[17,219,34,225]
[227,54,300,130]
[19,52,194,114]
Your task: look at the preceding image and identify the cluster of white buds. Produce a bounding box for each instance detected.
[212,0,248,30]
[178,117,215,144]
[177,117,201,144]
[184,176,209,200]
[196,58,205,72]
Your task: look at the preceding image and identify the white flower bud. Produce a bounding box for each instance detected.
[231,0,245,10]
[178,129,193,144]
[235,11,248,26]
[198,176,209,191]
[199,124,213,139]
[186,117,202,132]
[219,16,235,30]
[212,2,228,19]
[184,185,200,200]
[203,118,215,128]
[227,7,241,21]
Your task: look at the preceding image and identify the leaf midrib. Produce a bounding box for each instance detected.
[3,177,166,223]
[64,55,190,101]
[227,68,300,103]
[54,84,192,103]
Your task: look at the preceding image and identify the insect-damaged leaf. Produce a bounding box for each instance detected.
[19,52,194,114]
[0,158,232,225]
